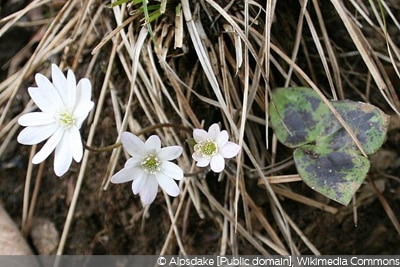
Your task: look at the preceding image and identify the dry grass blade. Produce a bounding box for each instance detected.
[368,178,400,236]
[370,0,400,85]
[304,7,337,99]
[272,185,338,214]
[159,180,191,255]
[162,191,187,255]
[311,0,343,98]
[263,175,302,184]
[0,0,51,36]
[181,0,238,131]
[331,0,400,115]
[242,143,294,253]
[284,0,307,87]
[282,210,321,255]
[193,178,270,255]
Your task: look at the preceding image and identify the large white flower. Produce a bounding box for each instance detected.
[17,64,94,177]
[111,132,184,206]
[192,123,241,173]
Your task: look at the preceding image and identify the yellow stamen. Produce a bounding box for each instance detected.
[194,139,218,158]
[141,154,161,174]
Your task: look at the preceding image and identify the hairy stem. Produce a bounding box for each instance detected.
[83,123,192,152]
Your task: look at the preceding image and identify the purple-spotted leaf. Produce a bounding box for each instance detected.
[269,87,331,148]
[269,87,389,205]
[294,145,370,205]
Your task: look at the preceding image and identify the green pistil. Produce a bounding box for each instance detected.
[194,139,218,158]
[141,154,161,174]
[58,111,75,129]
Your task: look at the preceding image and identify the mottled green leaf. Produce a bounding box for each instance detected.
[269,87,331,148]
[269,87,389,205]
[294,145,370,205]
[329,100,389,155]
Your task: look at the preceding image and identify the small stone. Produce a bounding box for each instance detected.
[30,218,59,255]
[0,205,32,255]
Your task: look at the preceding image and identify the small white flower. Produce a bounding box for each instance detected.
[17,64,94,177]
[192,123,241,173]
[111,132,184,206]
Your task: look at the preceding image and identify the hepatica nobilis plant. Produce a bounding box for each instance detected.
[111,123,241,206]
[269,87,389,205]
[17,64,241,206]
[191,123,241,173]
[111,132,184,206]
[17,64,94,177]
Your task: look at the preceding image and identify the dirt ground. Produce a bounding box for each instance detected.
[0,0,400,255]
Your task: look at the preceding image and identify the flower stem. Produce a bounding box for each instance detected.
[83,123,192,152]
[83,142,121,152]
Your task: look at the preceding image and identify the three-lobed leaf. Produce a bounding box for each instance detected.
[269,87,389,205]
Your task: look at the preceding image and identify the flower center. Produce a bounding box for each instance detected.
[57,111,75,129]
[141,154,161,174]
[194,139,218,158]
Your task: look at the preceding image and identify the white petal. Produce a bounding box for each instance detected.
[210,154,225,173]
[191,152,202,161]
[208,123,220,139]
[54,133,73,176]
[74,101,94,129]
[17,124,58,145]
[139,176,159,206]
[28,84,62,113]
[74,101,94,118]
[111,166,138,184]
[158,146,182,161]
[74,105,94,128]
[193,154,210,167]
[68,127,83,162]
[75,78,92,107]
[18,112,54,126]
[145,135,161,154]
[120,132,145,156]
[111,168,133,184]
[66,69,77,108]
[131,170,147,194]
[216,130,229,147]
[193,129,208,143]
[160,161,184,180]
[124,157,141,168]
[35,73,53,90]
[156,173,180,197]
[219,142,241,158]
[51,64,68,104]
[32,128,64,164]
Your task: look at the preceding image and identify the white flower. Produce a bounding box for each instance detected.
[17,64,94,177]
[111,132,184,206]
[192,123,241,173]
